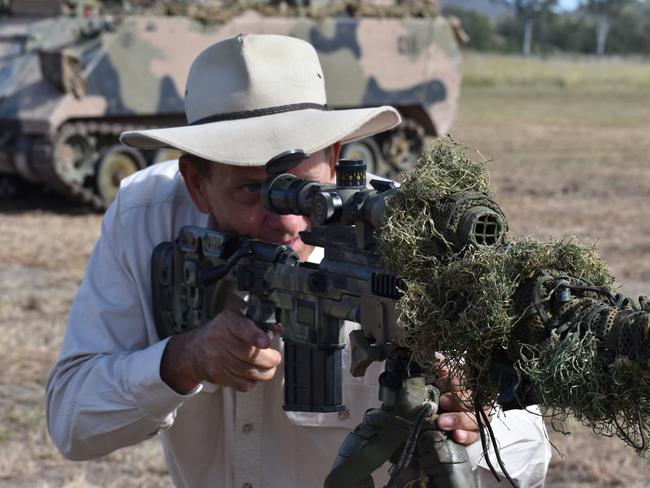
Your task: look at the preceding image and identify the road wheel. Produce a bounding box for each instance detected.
[381,118,425,172]
[95,145,145,203]
[52,123,98,185]
[340,138,385,176]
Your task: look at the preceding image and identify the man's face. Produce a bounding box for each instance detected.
[180,147,338,262]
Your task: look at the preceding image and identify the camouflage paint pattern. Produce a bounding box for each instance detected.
[0,1,461,207]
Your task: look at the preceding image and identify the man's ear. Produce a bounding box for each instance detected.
[328,142,341,180]
[179,155,211,214]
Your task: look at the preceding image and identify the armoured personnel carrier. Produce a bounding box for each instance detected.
[0,0,463,209]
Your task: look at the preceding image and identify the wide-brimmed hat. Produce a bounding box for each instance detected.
[119,33,401,166]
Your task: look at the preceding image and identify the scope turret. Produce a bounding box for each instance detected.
[335,160,366,188]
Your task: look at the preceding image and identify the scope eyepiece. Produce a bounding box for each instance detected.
[261,173,318,216]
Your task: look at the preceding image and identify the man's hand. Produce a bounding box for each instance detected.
[160,309,282,394]
[435,363,492,446]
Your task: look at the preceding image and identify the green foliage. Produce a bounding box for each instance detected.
[448,0,650,55]
[600,1,650,55]
[585,0,632,17]
[541,13,594,54]
[441,6,498,50]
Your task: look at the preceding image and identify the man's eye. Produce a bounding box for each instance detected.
[243,183,261,193]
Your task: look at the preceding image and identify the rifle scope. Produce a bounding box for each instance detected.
[261,159,394,228]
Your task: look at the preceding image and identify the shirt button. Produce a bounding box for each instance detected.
[338,409,350,420]
[242,423,254,434]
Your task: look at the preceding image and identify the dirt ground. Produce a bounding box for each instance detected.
[1,57,650,487]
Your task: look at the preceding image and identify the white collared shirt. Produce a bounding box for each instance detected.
[45,160,551,487]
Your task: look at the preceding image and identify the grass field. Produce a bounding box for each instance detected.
[1,53,650,487]
[463,52,650,91]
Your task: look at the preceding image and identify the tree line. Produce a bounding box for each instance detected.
[444,0,650,56]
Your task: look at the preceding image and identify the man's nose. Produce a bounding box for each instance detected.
[266,213,306,235]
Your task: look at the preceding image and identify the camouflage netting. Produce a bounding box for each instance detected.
[158,0,439,24]
[379,138,650,457]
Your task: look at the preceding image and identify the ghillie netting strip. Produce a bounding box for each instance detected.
[379,138,650,457]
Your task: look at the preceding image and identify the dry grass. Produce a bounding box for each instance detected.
[0,204,170,488]
[546,419,650,488]
[1,53,649,486]
[463,52,650,90]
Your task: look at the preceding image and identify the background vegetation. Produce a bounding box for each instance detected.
[443,0,650,56]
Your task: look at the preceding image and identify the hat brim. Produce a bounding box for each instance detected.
[119,106,401,166]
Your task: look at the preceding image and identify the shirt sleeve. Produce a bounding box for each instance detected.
[467,405,552,487]
[45,196,201,461]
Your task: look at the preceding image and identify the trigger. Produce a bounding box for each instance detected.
[255,321,282,336]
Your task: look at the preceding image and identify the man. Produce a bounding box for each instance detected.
[46,34,550,487]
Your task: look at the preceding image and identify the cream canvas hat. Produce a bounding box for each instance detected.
[119,33,401,166]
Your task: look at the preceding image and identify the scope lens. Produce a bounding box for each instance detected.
[261,173,305,215]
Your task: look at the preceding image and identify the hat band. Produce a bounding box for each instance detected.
[190,103,328,125]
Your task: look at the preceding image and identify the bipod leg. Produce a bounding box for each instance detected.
[325,407,408,488]
[383,351,476,488]
[325,349,476,488]
[415,419,476,488]
[384,386,475,488]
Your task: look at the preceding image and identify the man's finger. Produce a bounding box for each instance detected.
[221,310,270,348]
[436,371,463,394]
[437,411,480,433]
[451,429,480,446]
[438,392,473,412]
[222,366,256,392]
[223,338,281,368]
[224,348,279,380]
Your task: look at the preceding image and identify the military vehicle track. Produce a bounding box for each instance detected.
[43,119,169,211]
